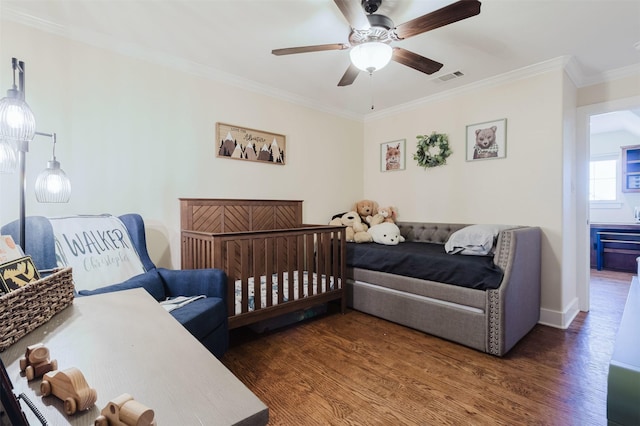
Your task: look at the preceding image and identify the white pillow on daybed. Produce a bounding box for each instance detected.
[445,224,513,255]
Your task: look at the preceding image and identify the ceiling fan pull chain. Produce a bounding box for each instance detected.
[370,71,375,110]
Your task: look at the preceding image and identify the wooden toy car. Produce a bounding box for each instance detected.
[94,393,156,426]
[19,343,58,381]
[40,367,97,415]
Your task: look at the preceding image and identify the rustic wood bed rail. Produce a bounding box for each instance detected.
[180,199,346,329]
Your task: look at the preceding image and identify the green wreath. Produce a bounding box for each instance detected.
[413,132,452,168]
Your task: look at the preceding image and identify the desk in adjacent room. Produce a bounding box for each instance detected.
[0,288,268,426]
[590,223,640,272]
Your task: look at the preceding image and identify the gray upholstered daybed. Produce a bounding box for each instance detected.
[346,222,541,356]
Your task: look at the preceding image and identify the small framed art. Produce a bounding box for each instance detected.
[0,256,40,293]
[466,118,507,161]
[380,139,406,172]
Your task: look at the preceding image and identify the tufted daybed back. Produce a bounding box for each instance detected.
[397,222,469,244]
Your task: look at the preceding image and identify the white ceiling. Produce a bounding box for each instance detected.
[2,0,640,119]
[591,109,640,137]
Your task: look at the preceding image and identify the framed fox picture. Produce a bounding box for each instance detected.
[380,139,406,172]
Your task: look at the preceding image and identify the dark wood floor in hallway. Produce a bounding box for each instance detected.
[222,270,632,425]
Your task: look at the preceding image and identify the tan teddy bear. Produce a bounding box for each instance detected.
[330,211,372,243]
[353,199,378,226]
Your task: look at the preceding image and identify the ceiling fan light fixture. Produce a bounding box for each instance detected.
[349,42,392,73]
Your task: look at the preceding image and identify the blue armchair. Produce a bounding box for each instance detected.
[1,214,228,359]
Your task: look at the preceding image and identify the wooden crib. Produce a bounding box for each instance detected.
[180,198,346,329]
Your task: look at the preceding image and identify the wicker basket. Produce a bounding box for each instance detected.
[0,267,74,351]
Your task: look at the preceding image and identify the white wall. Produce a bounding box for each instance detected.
[363,68,568,323]
[560,71,579,328]
[577,74,640,107]
[0,21,364,268]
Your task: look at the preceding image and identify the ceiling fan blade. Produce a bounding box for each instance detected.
[392,48,443,75]
[394,0,481,40]
[338,64,360,87]
[334,0,371,30]
[272,43,349,56]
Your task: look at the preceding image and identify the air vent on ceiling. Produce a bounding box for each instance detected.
[435,71,464,83]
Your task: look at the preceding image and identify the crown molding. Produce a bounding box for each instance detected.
[564,54,640,88]
[2,7,366,122]
[365,57,640,121]
[365,57,570,121]
[2,7,66,33]
[579,63,640,88]
[563,56,584,87]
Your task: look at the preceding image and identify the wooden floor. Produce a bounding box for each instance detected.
[222,270,632,426]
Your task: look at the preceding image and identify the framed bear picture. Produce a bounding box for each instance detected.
[465,118,507,161]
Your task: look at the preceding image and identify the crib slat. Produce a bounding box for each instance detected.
[297,234,304,300]
[284,236,294,300]
[324,231,332,290]
[324,231,332,292]
[307,232,315,296]
[316,231,323,293]
[276,237,285,305]
[265,237,274,308]
[224,239,237,316]
[241,240,250,314]
[199,238,209,268]
[251,238,259,311]
[332,230,340,287]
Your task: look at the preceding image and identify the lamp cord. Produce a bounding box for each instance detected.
[11,58,17,88]
[51,133,57,160]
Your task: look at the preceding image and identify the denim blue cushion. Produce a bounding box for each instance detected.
[78,270,166,301]
[169,297,226,341]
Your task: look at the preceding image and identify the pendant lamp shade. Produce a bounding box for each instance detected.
[35,159,71,203]
[349,42,393,73]
[0,90,36,143]
[34,132,71,203]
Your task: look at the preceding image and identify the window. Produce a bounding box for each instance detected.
[589,159,617,201]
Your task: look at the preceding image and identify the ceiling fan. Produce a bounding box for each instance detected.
[272,0,481,87]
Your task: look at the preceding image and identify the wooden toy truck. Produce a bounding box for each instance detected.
[19,343,58,381]
[40,367,97,415]
[94,393,156,426]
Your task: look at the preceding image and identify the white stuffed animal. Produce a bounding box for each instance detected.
[367,222,405,246]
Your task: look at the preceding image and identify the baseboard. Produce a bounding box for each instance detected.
[538,297,580,329]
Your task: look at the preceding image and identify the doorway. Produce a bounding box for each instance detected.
[577,96,640,312]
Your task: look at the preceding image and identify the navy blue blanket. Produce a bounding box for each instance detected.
[346,241,504,290]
